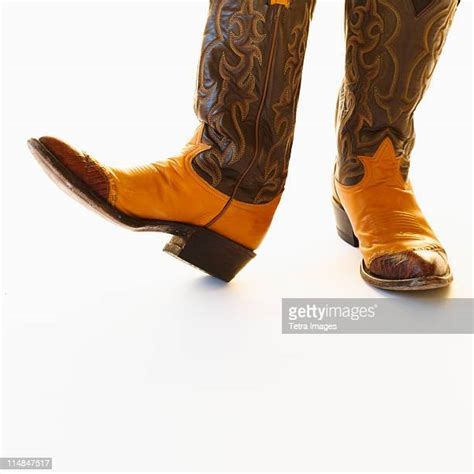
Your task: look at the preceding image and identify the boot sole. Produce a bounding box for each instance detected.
[332,198,453,291]
[27,138,255,282]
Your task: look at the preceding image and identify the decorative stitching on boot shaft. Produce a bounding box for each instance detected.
[192,0,316,204]
[336,0,457,186]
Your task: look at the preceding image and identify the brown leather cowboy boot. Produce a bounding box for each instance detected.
[333,0,459,291]
[28,0,316,282]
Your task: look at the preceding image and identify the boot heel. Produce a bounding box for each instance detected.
[332,198,359,248]
[163,227,256,282]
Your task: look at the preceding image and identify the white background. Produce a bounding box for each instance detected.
[1,0,473,472]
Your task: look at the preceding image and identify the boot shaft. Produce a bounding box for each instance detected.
[336,0,458,186]
[192,0,316,204]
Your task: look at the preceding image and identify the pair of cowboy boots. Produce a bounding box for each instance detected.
[28,0,459,290]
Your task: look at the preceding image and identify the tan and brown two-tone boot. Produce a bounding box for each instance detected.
[28,0,316,282]
[333,0,459,291]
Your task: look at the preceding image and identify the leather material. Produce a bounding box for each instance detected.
[39,126,280,250]
[411,0,435,16]
[35,1,316,250]
[39,136,111,200]
[335,138,447,273]
[336,0,457,185]
[193,0,316,204]
[334,0,457,281]
[370,249,449,280]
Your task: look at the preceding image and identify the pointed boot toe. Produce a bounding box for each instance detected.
[362,249,453,291]
[369,250,449,280]
[34,136,111,200]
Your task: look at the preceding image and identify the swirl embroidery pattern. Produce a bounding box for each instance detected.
[254,1,315,204]
[337,0,384,185]
[193,1,266,188]
[192,1,316,204]
[337,0,458,186]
